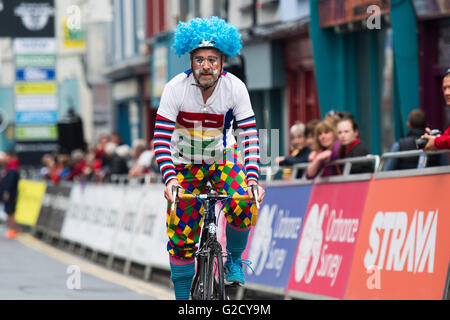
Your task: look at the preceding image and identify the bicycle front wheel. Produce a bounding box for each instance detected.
[205,245,226,300]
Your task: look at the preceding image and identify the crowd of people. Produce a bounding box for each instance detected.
[39,132,158,185]
[276,111,374,180]
[275,69,450,179]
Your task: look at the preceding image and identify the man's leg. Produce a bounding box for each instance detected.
[212,151,255,285]
[166,164,208,299]
[5,201,20,239]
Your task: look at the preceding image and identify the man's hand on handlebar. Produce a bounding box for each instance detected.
[165,178,181,204]
[248,180,265,207]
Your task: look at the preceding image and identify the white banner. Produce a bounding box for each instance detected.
[110,186,143,259]
[13,38,57,54]
[15,94,57,111]
[60,183,170,270]
[128,184,169,269]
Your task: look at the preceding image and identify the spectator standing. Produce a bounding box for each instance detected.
[0,151,21,239]
[111,144,130,175]
[276,123,311,179]
[67,149,88,181]
[384,109,444,170]
[336,117,373,174]
[129,139,155,177]
[305,119,320,150]
[306,120,341,179]
[422,69,450,151]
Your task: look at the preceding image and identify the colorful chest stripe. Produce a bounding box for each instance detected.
[154,114,260,184]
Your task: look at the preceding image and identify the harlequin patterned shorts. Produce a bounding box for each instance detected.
[166,148,255,261]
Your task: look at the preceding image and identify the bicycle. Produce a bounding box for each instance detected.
[170,183,260,300]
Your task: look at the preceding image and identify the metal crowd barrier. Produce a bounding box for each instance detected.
[261,149,450,184]
[376,149,450,179]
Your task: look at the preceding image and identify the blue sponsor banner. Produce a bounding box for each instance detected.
[245,183,313,290]
[16,111,58,125]
[16,68,56,82]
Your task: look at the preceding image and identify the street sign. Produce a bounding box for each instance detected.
[15,124,58,141]
[15,94,57,111]
[13,38,56,54]
[14,82,57,95]
[16,110,58,125]
[16,68,56,82]
[15,54,56,68]
[0,0,55,38]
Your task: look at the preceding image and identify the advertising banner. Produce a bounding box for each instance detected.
[15,95,58,111]
[128,184,170,269]
[61,183,89,245]
[346,175,450,300]
[13,38,56,54]
[15,125,58,140]
[16,110,57,125]
[61,184,126,253]
[111,187,144,259]
[287,181,370,299]
[0,0,55,38]
[14,180,46,226]
[16,68,56,82]
[35,184,70,235]
[14,82,57,95]
[244,184,312,291]
[15,54,57,68]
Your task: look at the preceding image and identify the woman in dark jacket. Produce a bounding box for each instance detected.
[276,122,312,179]
[0,152,21,238]
[336,117,373,174]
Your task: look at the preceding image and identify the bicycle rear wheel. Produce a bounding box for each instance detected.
[205,244,226,300]
[191,254,207,300]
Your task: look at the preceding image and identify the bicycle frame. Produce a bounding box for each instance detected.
[170,184,259,300]
[193,190,225,300]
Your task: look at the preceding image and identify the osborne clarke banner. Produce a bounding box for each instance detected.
[346,175,450,300]
[287,181,370,299]
[244,185,312,290]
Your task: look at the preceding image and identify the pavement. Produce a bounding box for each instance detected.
[0,223,174,300]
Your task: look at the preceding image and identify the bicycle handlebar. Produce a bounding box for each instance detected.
[169,184,261,226]
[178,194,252,201]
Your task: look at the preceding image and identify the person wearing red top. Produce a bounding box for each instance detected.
[423,69,450,151]
[337,116,373,174]
[0,151,21,239]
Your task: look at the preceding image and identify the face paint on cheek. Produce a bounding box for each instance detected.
[210,60,221,75]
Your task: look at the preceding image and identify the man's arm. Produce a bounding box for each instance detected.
[434,127,450,150]
[423,127,450,151]
[154,115,177,184]
[235,116,265,204]
[236,116,260,182]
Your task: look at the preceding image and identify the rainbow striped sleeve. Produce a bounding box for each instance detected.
[236,116,260,182]
[154,115,177,184]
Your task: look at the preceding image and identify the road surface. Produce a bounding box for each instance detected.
[0,224,174,300]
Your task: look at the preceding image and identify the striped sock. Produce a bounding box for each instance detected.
[226,224,251,263]
[170,262,195,300]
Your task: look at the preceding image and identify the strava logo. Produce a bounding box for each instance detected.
[364,210,438,274]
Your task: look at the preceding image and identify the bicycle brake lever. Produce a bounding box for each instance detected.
[171,184,179,211]
[251,184,260,209]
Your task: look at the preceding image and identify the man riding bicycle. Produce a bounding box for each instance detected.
[153,17,265,300]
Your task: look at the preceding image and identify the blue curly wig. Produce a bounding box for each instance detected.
[173,16,242,58]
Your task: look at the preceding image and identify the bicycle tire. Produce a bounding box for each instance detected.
[191,254,207,300]
[205,244,226,300]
